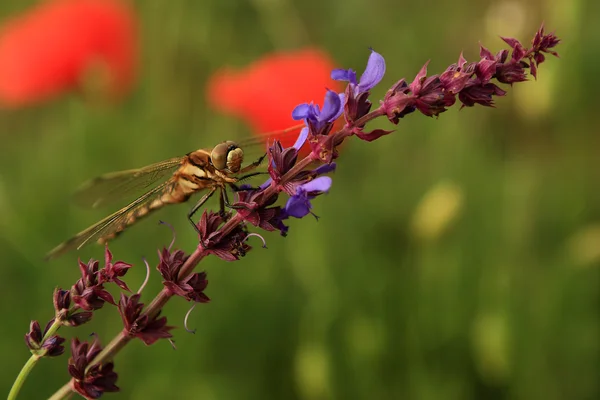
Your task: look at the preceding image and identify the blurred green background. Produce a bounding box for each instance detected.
[1,0,598,399]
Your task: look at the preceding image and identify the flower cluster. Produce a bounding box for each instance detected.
[12,23,560,400]
[196,24,560,265]
[68,338,119,399]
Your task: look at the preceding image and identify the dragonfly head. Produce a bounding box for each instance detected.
[211,141,244,173]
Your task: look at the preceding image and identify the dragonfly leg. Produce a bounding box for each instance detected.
[221,185,256,212]
[238,153,267,174]
[188,186,217,237]
[234,171,268,187]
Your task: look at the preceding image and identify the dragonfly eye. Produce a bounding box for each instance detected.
[211,141,243,172]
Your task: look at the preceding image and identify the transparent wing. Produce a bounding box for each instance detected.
[73,157,184,208]
[46,180,180,260]
[236,123,305,149]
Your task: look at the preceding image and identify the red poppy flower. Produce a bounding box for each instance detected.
[0,0,137,108]
[206,48,342,149]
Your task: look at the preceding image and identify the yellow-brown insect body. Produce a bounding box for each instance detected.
[45,141,255,260]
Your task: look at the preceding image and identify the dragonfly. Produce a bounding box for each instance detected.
[45,126,304,260]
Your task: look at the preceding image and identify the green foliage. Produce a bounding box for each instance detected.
[1,0,598,399]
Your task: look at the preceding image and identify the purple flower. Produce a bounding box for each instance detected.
[157,247,211,303]
[292,89,344,135]
[331,49,385,126]
[71,259,116,311]
[98,245,132,292]
[197,211,253,261]
[118,293,174,345]
[68,337,119,399]
[24,320,65,357]
[284,176,332,218]
[331,49,386,95]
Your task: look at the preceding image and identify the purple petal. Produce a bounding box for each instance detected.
[292,127,309,150]
[331,68,357,85]
[357,50,386,93]
[332,93,345,121]
[301,176,332,192]
[292,103,311,120]
[314,162,336,175]
[318,90,342,122]
[259,177,272,190]
[285,195,311,218]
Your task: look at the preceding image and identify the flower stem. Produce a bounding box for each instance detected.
[47,381,73,400]
[7,354,42,400]
[8,318,63,400]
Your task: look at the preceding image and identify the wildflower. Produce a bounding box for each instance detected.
[71,259,116,311]
[157,247,210,303]
[118,293,174,345]
[98,245,132,291]
[206,48,341,149]
[53,288,93,326]
[233,189,282,232]
[24,320,65,357]
[68,337,119,399]
[331,49,386,96]
[332,49,386,123]
[283,176,333,219]
[196,211,252,261]
[292,89,344,136]
[0,0,137,108]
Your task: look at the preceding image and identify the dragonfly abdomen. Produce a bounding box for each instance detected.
[97,180,200,244]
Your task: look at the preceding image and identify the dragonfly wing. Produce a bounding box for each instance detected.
[73,157,184,208]
[46,180,178,260]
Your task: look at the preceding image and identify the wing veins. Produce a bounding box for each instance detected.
[74,157,184,208]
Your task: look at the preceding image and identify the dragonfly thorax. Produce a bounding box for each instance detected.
[210,140,243,173]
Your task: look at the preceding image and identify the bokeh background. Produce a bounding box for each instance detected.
[1,0,598,399]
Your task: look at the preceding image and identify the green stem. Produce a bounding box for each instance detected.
[7,354,41,400]
[47,381,73,400]
[44,112,385,398]
[8,318,63,400]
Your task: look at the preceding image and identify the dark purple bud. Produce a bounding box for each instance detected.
[71,258,116,311]
[475,59,498,83]
[479,44,495,60]
[119,293,174,345]
[382,79,417,124]
[501,36,527,62]
[65,311,94,327]
[496,62,528,84]
[53,288,71,312]
[417,77,456,116]
[409,61,430,94]
[268,140,299,183]
[25,320,66,357]
[157,247,189,283]
[41,335,66,357]
[99,245,132,291]
[69,337,119,399]
[181,272,210,303]
[344,86,372,124]
[157,247,209,302]
[458,83,506,108]
[24,320,43,350]
[496,49,509,63]
[233,189,282,232]
[197,211,253,261]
